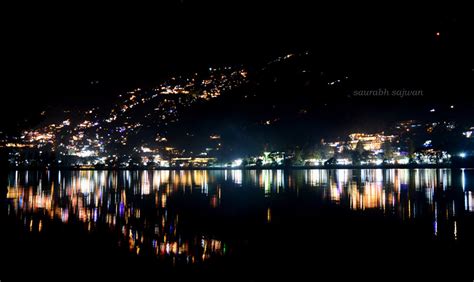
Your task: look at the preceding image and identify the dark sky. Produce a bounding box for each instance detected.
[1,2,473,131]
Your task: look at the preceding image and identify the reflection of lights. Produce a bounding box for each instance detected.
[330,182,341,203]
[210,195,219,208]
[397,169,409,191]
[466,191,474,212]
[201,171,209,194]
[141,171,150,195]
[454,221,458,240]
[6,170,229,264]
[375,169,383,183]
[336,169,349,186]
[276,170,284,191]
[363,182,383,210]
[231,169,242,185]
[5,168,473,263]
[306,169,327,187]
[161,194,167,208]
[260,170,272,196]
[61,209,69,223]
[440,169,451,191]
[78,173,94,194]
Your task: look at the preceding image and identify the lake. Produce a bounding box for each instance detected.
[1,169,473,280]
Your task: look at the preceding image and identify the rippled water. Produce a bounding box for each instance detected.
[1,169,473,280]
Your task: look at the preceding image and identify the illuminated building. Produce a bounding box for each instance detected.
[348,132,397,151]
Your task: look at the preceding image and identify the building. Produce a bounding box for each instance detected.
[348,133,397,151]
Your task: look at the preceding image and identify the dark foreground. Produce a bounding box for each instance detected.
[1,169,473,281]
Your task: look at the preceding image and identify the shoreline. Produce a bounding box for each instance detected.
[3,164,474,171]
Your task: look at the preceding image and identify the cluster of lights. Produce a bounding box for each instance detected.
[8,65,248,166]
[7,168,473,250]
[6,170,227,263]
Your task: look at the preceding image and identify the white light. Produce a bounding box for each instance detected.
[336,158,351,165]
[430,109,436,112]
[397,157,409,165]
[459,152,466,158]
[232,159,243,167]
[76,150,96,158]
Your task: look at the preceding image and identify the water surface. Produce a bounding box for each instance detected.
[1,169,473,280]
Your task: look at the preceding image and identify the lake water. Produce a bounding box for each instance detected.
[1,169,473,280]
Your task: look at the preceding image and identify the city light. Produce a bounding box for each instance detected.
[231,159,243,167]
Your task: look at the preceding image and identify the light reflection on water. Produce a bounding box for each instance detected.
[5,168,474,264]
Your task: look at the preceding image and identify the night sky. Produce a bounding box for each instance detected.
[2,2,473,131]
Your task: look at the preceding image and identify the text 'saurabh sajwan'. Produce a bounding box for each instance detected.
[353,89,423,98]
